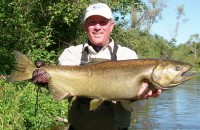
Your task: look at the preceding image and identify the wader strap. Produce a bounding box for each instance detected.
[80,46,89,65]
[111,43,118,61]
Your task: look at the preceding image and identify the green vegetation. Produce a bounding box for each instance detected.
[0,0,199,129]
[0,77,68,129]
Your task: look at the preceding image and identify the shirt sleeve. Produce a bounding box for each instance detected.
[58,45,83,66]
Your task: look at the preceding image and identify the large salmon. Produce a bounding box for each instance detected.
[7,51,195,110]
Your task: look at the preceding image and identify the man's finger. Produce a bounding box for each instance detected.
[152,89,162,97]
[137,82,148,99]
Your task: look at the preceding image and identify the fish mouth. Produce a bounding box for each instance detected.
[153,63,196,91]
[170,65,196,87]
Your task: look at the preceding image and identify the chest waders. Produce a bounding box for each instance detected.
[68,44,131,130]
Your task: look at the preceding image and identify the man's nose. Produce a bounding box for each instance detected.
[94,23,101,30]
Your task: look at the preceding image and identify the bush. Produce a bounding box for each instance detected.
[0,78,68,129]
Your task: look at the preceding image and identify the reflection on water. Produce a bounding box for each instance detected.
[130,74,200,129]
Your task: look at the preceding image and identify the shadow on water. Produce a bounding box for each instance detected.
[130,73,200,129]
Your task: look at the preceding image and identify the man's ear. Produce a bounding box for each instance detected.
[110,20,115,32]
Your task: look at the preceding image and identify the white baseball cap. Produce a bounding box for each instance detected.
[84,3,112,21]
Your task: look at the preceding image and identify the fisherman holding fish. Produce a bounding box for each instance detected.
[32,3,162,130]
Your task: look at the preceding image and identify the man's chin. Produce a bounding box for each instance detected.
[91,40,104,46]
[93,42,103,46]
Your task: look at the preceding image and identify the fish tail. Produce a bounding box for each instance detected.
[7,50,36,82]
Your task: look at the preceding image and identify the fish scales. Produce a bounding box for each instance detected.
[42,60,158,99]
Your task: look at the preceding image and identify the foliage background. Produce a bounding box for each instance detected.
[0,0,199,129]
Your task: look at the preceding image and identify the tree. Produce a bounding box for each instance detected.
[172,44,193,63]
[131,0,166,32]
[0,0,146,74]
[186,34,200,62]
[170,5,188,41]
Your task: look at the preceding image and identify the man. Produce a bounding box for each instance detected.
[33,3,162,130]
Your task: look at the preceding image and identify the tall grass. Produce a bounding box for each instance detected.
[0,77,68,129]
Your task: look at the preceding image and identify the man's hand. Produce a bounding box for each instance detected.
[35,60,46,67]
[32,60,50,85]
[137,81,162,99]
[32,69,50,85]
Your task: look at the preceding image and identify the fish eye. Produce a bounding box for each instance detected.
[175,66,182,71]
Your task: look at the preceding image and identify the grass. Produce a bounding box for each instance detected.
[0,77,68,129]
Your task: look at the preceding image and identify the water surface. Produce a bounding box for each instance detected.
[130,74,200,129]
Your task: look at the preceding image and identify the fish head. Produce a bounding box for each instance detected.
[151,60,195,90]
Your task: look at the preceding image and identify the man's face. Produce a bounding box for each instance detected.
[84,15,114,47]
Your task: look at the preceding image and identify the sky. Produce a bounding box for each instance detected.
[150,0,200,45]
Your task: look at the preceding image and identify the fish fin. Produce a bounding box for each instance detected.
[90,99,104,111]
[86,58,109,65]
[48,78,69,101]
[69,97,76,108]
[7,50,36,82]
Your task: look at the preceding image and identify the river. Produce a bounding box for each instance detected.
[130,74,200,129]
